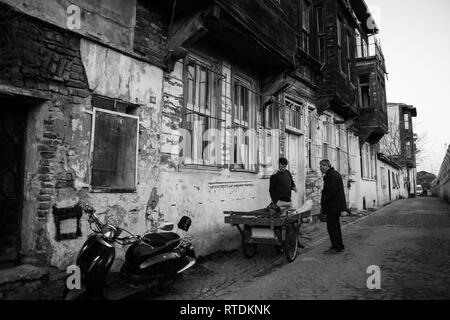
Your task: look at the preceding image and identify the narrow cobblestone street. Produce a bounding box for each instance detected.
[137,198,450,300]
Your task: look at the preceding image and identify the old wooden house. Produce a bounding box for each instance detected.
[0,0,389,272]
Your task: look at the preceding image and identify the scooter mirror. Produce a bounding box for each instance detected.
[178,216,192,232]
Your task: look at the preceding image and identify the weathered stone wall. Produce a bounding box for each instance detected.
[0,5,92,266]
[0,4,164,269]
[133,1,169,66]
[435,146,450,204]
[1,0,137,53]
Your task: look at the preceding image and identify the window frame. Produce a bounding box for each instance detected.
[302,0,312,54]
[316,5,326,63]
[322,116,331,160]
[404,113,410,131]
[307,108,316,171]
[337,17,343,72]
[358,74,371,108]
[262,97,280,174]
[285,96,305,134]
[89,107,140,193]
[231,73,258,173]
[182,55,224,168]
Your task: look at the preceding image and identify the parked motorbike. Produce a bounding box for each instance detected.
[62,203,196,300]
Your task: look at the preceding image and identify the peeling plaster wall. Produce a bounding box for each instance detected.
[1,0,136,52]
[48,39,166,269]
[358,179,378,210]
[377,161,405,206]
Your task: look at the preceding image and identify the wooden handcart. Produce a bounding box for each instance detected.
[224,207,311,263]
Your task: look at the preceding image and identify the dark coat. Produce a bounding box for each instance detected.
[321,168,347,214]
[269,170,296,203]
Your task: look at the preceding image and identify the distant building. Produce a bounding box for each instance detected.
[381,103,418,198]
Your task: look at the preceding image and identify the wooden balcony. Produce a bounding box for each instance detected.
[150,0,297,73]
[356,108,388,144]
[355,41,387,75]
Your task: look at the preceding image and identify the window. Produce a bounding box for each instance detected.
[264,99,279,130]
[307,109,317,170]
[358,74,370,108]
[381,167,386,188]
[233,75,257,171]
[361,143,374,179]
[316,6,325,63]
[90,96,139,191]
[337,18,343,72]
[362,38,368,57]
[355,29,362,58]
[336,125,344,173]
[323,116,331,159]
[302,0,312,54]
[263,99,280,172]
[391,172,397,189]
[406,141,412,158]
[285,97,304,132]
[404,113,410,130]
[347,31,352,79]
[183,57,224,166]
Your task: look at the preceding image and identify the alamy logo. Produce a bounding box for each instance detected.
[366,265,381,290]
[66,5,81,30]
[66,265,81,290]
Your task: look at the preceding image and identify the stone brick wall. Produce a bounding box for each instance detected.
[0,4,89,101]
[435,146,450,204]
[133,0,169,66]
[0,4,91,265]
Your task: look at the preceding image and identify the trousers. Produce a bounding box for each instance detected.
[326,211,344,250]
[276,201,293,214]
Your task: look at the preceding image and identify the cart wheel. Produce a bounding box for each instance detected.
[283,224,299,262]
[243,242,257,258]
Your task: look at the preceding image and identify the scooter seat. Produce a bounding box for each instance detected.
[143,232,180,247]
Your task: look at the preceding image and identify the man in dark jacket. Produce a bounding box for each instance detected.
[320,159,347,254]
[270,157,297,213]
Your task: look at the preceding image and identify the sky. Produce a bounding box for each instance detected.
[365,0,450,175]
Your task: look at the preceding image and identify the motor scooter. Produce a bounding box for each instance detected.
[62,203,196,300]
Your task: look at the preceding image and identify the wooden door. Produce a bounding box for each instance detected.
[0,105,26,264]
[286,133,302,209]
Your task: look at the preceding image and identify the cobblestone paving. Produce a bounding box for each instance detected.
[218,198,450,300]
[134,214,364,300]
[138,198,450,300]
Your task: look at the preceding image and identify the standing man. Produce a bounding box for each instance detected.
[269,157,298,213]
[320,159,346,254]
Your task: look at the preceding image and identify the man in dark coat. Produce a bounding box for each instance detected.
[320,159,347,254]
[270,157,297,213]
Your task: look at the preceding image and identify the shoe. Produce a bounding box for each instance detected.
[323,248,343,255]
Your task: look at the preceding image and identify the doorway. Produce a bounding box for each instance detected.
[0,100,28,265]
[286,133,304,209]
